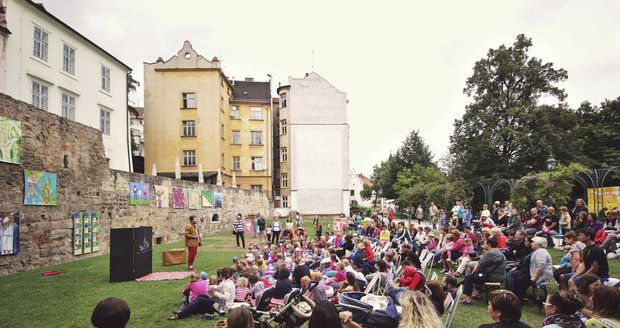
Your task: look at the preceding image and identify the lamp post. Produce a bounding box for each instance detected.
[546,155,557,205]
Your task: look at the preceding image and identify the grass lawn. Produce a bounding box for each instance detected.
[0,219,618,328]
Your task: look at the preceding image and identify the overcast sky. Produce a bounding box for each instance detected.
[41,0,620,176]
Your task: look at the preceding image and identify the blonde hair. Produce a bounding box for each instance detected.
[311,271,323,282]
[236,277,248,288]
[490,227,501,235]
[398,291,443,328]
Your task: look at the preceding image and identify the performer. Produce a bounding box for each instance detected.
[184,215,201,270]
[233,214,245,248]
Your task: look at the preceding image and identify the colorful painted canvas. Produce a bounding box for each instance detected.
[24,169,57,206]
[73,213,83,255]
[188,189,201,209]
[214,192,223,208]
[172,187,185,209]
[202,190,214,207]
[0,116,22,164]
[91,212,100,252]
[244,218,254,234]
[154,185,169,208]
[82,212,92,254]
[129,182,150,206]
[0,211,20,256]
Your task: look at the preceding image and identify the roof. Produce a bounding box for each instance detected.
[357,174,373,187]
[23,0,131,71]
[230,80,271,104]
[134,107,144,116]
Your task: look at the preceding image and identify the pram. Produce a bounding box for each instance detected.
[252,281,318,328]
[339,292,399,328]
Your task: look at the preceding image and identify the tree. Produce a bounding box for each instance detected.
[574,97,620,167]
[360,184,373,200]
[393,164,466,210]
[394,130,434,168]
[127,73,141,117]
[371,154,401,200]
[450,34,569,182]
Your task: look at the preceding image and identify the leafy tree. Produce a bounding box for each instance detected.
[127,73,141,117]
[394,130,433,168]
[371,154,402,200]
[450,34,569,182]
[393,164,465,210]
[574,97,620,167]
[360,184,373,200]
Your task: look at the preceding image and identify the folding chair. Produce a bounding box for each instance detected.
[364,273,380,294]
[425,252,437,277]
[444,285,462,328]
[431,271,438,281]
[419,248,429,261]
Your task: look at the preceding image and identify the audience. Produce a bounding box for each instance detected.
[398,290,443,328]
[541,290,584,328]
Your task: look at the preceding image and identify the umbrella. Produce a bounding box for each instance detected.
[198,164,204,183]
[175,157,181,180]
[151,163,157,176]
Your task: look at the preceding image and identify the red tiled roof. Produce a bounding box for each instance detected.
[357,174,373,187]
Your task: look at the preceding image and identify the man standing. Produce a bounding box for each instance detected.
[415,205,424,225]
[233,214,245,248]
[257,214,266,243]
[429,202,438,228]
[296,212,304,229]
[184,215,201,270]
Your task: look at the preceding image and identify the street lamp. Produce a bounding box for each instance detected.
[546,155,557,204]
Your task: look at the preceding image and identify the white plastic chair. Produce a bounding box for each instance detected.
[444,285,463,328]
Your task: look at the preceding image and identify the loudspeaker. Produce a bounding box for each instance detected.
[110,227,152,282]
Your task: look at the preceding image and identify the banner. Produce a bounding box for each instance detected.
[332,216,348,232]
[588,186,620,213]
[244,218,255,234]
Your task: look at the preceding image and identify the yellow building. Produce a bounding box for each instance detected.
[143,41,233,184]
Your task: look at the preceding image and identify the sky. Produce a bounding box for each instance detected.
[40,0,620,177]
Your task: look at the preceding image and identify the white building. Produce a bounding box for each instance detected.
[0,0,132,171]
[276,72,350,217]
[349,171,374,208]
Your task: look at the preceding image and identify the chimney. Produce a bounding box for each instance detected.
[245,77,254,82]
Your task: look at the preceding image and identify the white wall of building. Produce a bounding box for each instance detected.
[1,0,131,171]
[349,172,373,208]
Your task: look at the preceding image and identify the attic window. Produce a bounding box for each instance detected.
[184,53,191,59]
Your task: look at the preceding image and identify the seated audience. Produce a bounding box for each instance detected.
[541,290,584,328]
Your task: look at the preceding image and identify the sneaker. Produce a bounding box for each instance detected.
[202,313,217,320]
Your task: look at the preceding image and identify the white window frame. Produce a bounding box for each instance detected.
[33,26,48,61]
[280,119,287,135]
[63,43,76,75]
[231,105,240,119]
[61,93,76,120]
[182,92,196,108]
[250,106,262,120]
[281,173,288,188]
[281,93,287,108]
[280,147,288,162]
[232,156,240,170]
[250,131,262,145]
[251,157,263,171]
[101,65,111,92]
[183,150,196,166]
[32,80,49,110]
[182,120,196,136]
[282,196,289,208]
[251,185,262,191]
[232,131,241,144]
[100,107,111,135]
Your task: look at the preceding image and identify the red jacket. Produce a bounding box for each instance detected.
[364,245,375,261]
[400,266,426,291]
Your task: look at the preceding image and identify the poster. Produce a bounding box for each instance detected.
[202,190,214,207]
[588,186,620,213]
[154,185,169,208]
[24,169,57,206]
[172,187,185,209]
[0,116,22,164]
[73,212,83,255]
[188,189,201,209]
[82,212,92,254]
[129,182,150,206]
[91,212,100,252]
[0,211,19,256]
[244,218,254,234]
[214,192,223,208]
[332,216,348,232]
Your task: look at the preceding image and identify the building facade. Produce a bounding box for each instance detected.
[0,0,132,171]
[276,72,349,216]
[349,171,373,208]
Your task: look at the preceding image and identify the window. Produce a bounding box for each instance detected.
[182,120,196,136]
[232,131,241,144]
[100,108,111,135]
[232,156,240,170]
[250,131,262,145]
[281,173,288,188]
[280,147,288,162]
[251,157,263,170]
[282,196,288,208]
[250,106,262,120]
[101,65,111,92]
[280,119,287,135]
[31,81,48,110]
[350,190,355,196]
[63,44,76,75]
[183,150,196,166]
[231,105,240,119]
[61,93,75,120]
[251,185,262,191]
[281,93,287,108]
[33,26,48,61]
[182,92,196,108]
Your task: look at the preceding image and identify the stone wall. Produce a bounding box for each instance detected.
[0,94,271,275]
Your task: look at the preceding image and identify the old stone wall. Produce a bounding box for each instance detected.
[0,93,271,275]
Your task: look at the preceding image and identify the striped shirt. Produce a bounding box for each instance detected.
[234,286,251,302]
[233,220,245,232]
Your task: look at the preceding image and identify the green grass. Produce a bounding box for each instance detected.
[0,220,618,328]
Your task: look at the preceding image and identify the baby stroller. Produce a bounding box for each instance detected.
[339,292,399,328]
[252,281,318,328]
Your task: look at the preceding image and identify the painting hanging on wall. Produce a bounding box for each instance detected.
[82,212,92,254]
[73,212,101,255]
[154,185,169,208]
[172,187,185,209]
[91,212,100,252]
[0,211,19,256]
[202,190,214,207]
[0,116,22,164]
[188,189,201,209]
[129,182,150,206]
[73,213,83,255]
[24,169,57,206]
[214,192,223,208]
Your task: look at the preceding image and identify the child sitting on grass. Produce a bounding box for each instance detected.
[234,277,252,302]
[210,267,235,314]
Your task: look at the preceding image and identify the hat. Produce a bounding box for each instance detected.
[494,201,500,205]
[200,272,208,280]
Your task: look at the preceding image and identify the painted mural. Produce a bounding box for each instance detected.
[0,116,22,164]
[129,182,150,206]
[24,169,57,206]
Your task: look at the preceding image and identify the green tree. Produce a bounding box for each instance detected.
[360,184,373,200]
[574,97,620,167]
[393,164,464,210]
[371,154,402,200]
[450,34,569,182]
[127,73,141,117]
[394,130,434,168]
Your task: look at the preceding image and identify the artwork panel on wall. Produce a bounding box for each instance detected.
[0,116,22,164]
[202,190,213,207]
[73,213,83,255]
[214,192,223,208]
[129,182,150,206]
[0,211,20,256]
[172,187,185,209]
[91,212,100,252]
[188,189,201,209]
[82,212,92,254]
[24,169,58,206]
[154,185,169,208]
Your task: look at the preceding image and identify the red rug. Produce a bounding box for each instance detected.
[135,271,193,282]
